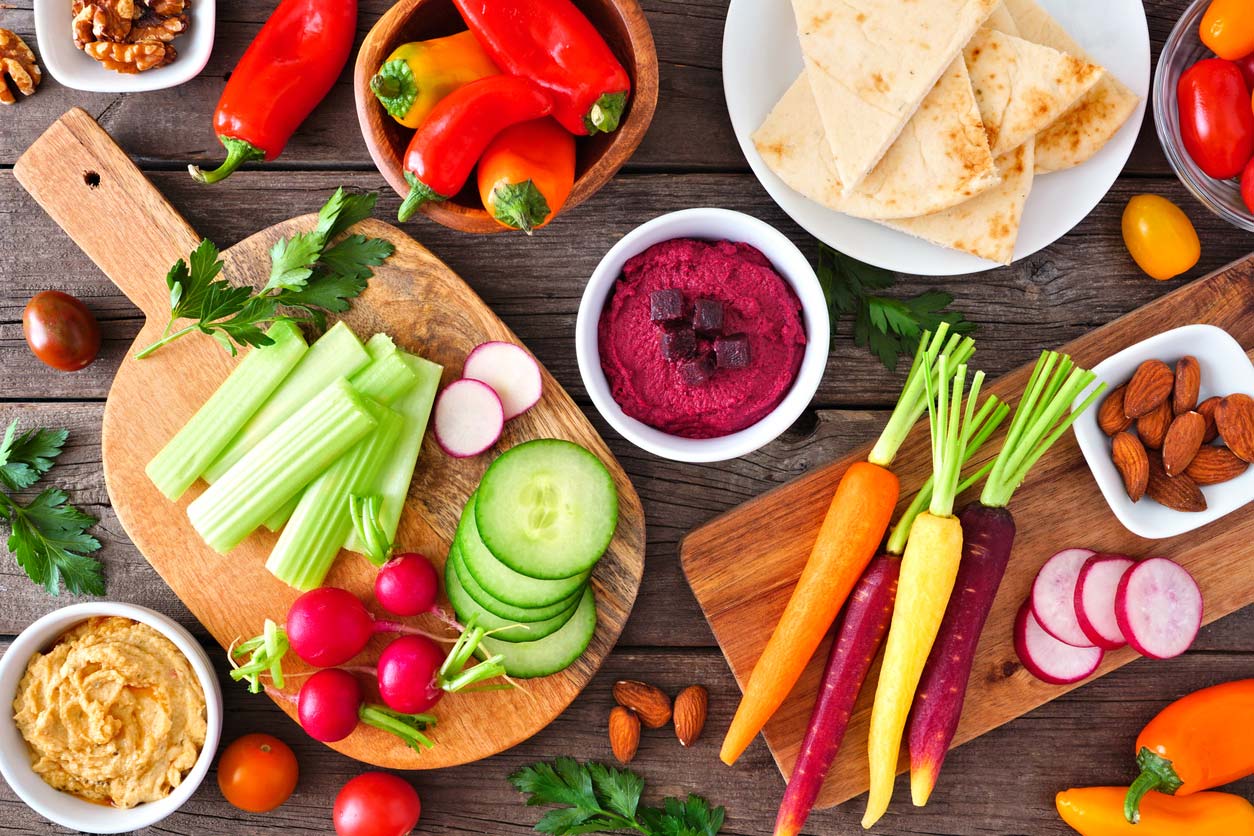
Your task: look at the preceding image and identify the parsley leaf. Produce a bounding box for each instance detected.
[0,421,104,596]
[136,188,393,359]
[511,758,725,836]
[818,244,976,371]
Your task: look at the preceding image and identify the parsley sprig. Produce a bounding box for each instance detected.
[135,189,395,359]
[0,421,104,596]
[511,758,725,836]
[818,244,977,371]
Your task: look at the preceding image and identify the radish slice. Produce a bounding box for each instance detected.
[1031,548,1097,648]
[1074,554,1135,650]
[433,379,504,458]
[1115,558,1203,660]
[463,341,543,420]
[1015,601,1104,685]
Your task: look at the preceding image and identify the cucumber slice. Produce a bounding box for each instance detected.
[481,587,597,679]
[475,439,618,580]
[444,546,579,643]
[451,536,583,623]
[455,494,590,608]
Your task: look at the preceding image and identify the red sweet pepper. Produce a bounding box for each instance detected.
[452,0,631,136]
[397,75,553,222]
[189,0,357,184]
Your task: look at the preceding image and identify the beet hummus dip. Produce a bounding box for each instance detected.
[597,238,807,439]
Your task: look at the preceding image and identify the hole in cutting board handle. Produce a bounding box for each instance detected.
[83,171,100,189]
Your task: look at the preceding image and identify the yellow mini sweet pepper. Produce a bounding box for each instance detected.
[370,31,499,129]
[1056,787,1254,836]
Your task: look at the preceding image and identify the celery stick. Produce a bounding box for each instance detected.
[188,379,378,554]
[344,352,442,555]
[261,342,419,531]
[146,321,308,501]
[203,321,370,483]
[266,401,404,590]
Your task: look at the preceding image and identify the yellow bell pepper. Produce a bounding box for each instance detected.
[1057,787,1254,836]
[370,31,499,129]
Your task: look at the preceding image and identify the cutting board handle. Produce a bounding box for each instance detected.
[14,108,203,320]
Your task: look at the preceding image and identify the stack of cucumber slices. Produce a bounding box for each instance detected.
[446,439,619,679]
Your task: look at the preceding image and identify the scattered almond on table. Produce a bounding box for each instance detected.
[608,680,707,763]
[1100,355,1253,511]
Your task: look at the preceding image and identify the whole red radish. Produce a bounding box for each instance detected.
[286,587,441,667]
[375,554,440,617]
[298,669,364,742]
[374,623,509,714]
[333,772,421,836]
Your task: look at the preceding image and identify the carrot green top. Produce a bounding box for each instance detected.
[922,355,987,519]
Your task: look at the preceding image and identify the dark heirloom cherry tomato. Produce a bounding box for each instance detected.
[333,773,421,836]
[1242,156,1254,213]
[1177,58,1254,180]
[1236,51,1254,90]
[22,291,101,372]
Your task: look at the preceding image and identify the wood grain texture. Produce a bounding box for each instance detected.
[681,255,1254,809]
[353,0,659,233]
[13,110,646,769]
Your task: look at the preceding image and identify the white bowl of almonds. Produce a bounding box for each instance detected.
[33,0,214,92]
[1073,324,1254,539]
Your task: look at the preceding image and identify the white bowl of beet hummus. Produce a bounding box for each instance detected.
[578,208,829,462]
[0,603,222,833]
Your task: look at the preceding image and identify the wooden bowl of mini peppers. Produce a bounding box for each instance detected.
[353,0,659,234]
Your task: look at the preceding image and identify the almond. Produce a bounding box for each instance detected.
[1137,400,1173,450]
[608,706,640,764]
[1215,394,1254,463]
[673,685,708,747]
[1198,397,1221,443]
[1097,385,1133,435]
[613,680,672,729]
[1111,431,1149,502]
[1146,455,1207,512]
[1162,411,1206,476]
[1185,445,1250,485]
[1173,356,1201,415]
[1123,359,1174,418]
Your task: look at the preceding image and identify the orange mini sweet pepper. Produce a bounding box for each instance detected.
[1057,787,1254,836]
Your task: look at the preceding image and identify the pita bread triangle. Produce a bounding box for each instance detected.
[790,0,1000,194]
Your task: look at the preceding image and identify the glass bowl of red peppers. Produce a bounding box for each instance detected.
[1154,0,1254,232]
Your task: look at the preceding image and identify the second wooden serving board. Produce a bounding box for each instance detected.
[681,254,1254,808]
[14,109,646,769]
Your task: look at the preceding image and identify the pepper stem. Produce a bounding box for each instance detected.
[489,179,551,234]
[1124,748,1184,823]
[189,136,267,185]
[585,91,628,134]
[397,171,446,222]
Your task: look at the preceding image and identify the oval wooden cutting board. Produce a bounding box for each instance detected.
[14,108,645,769]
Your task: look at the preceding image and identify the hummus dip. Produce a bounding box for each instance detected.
[598,238,807,438]
[13,616,207,809]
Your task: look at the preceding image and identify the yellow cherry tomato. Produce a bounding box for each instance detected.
[1201,0,1254,61]
[1121,195,1201,281]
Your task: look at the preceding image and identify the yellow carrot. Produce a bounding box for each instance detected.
[720,325,976,767]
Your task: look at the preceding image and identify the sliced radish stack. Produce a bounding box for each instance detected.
[463,341,543,420]
[1031,548,1097,648]
[1115,558,1203,660]
[1074,554,1135,650]
[1014,601,1104,685]
[433,379,505,458]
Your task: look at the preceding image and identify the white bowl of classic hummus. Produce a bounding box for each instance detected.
[0,602,222,833]
[577,208,829,462]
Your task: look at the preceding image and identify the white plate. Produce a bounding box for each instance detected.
[722,0,1150,276]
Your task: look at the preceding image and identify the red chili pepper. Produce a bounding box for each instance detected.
[189,0,358,184]
[452,0,631,136]
[397,76,553,222]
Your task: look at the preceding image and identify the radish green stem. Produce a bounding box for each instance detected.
[358,705,436,753]
[868,323,977,467]
[438,616,508,693]
[231,619,289,694]
[980,350,1106,508]
[349,494,393,566]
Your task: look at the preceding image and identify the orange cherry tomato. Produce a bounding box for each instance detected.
[1121,195,1201,281]
[1201,0,1254,61]
[217,733,299,813]
[477,118,576,233]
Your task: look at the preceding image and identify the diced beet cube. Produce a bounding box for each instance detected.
[715,334,751,369]
[692,298,725,335]
[649,289,686,323]
[660,327,697,361]
[679,352,715,386]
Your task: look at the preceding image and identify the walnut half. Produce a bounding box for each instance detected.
[0,29,41,105]
[83,40,175,73]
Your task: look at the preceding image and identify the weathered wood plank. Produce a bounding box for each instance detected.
[3,171,1252,406]
[0,0,1200,176]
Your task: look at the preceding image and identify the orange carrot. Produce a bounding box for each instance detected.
[719,324,976,766]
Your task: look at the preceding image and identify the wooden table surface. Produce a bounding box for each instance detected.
[1,0,1252,833]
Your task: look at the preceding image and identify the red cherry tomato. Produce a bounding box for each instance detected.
[1176,58,1254,179]
[333,773,421,836]
[1242,156,1254,213]
[217,733,299,813]
[1236,51,1254,90]
[22,291,101,372]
